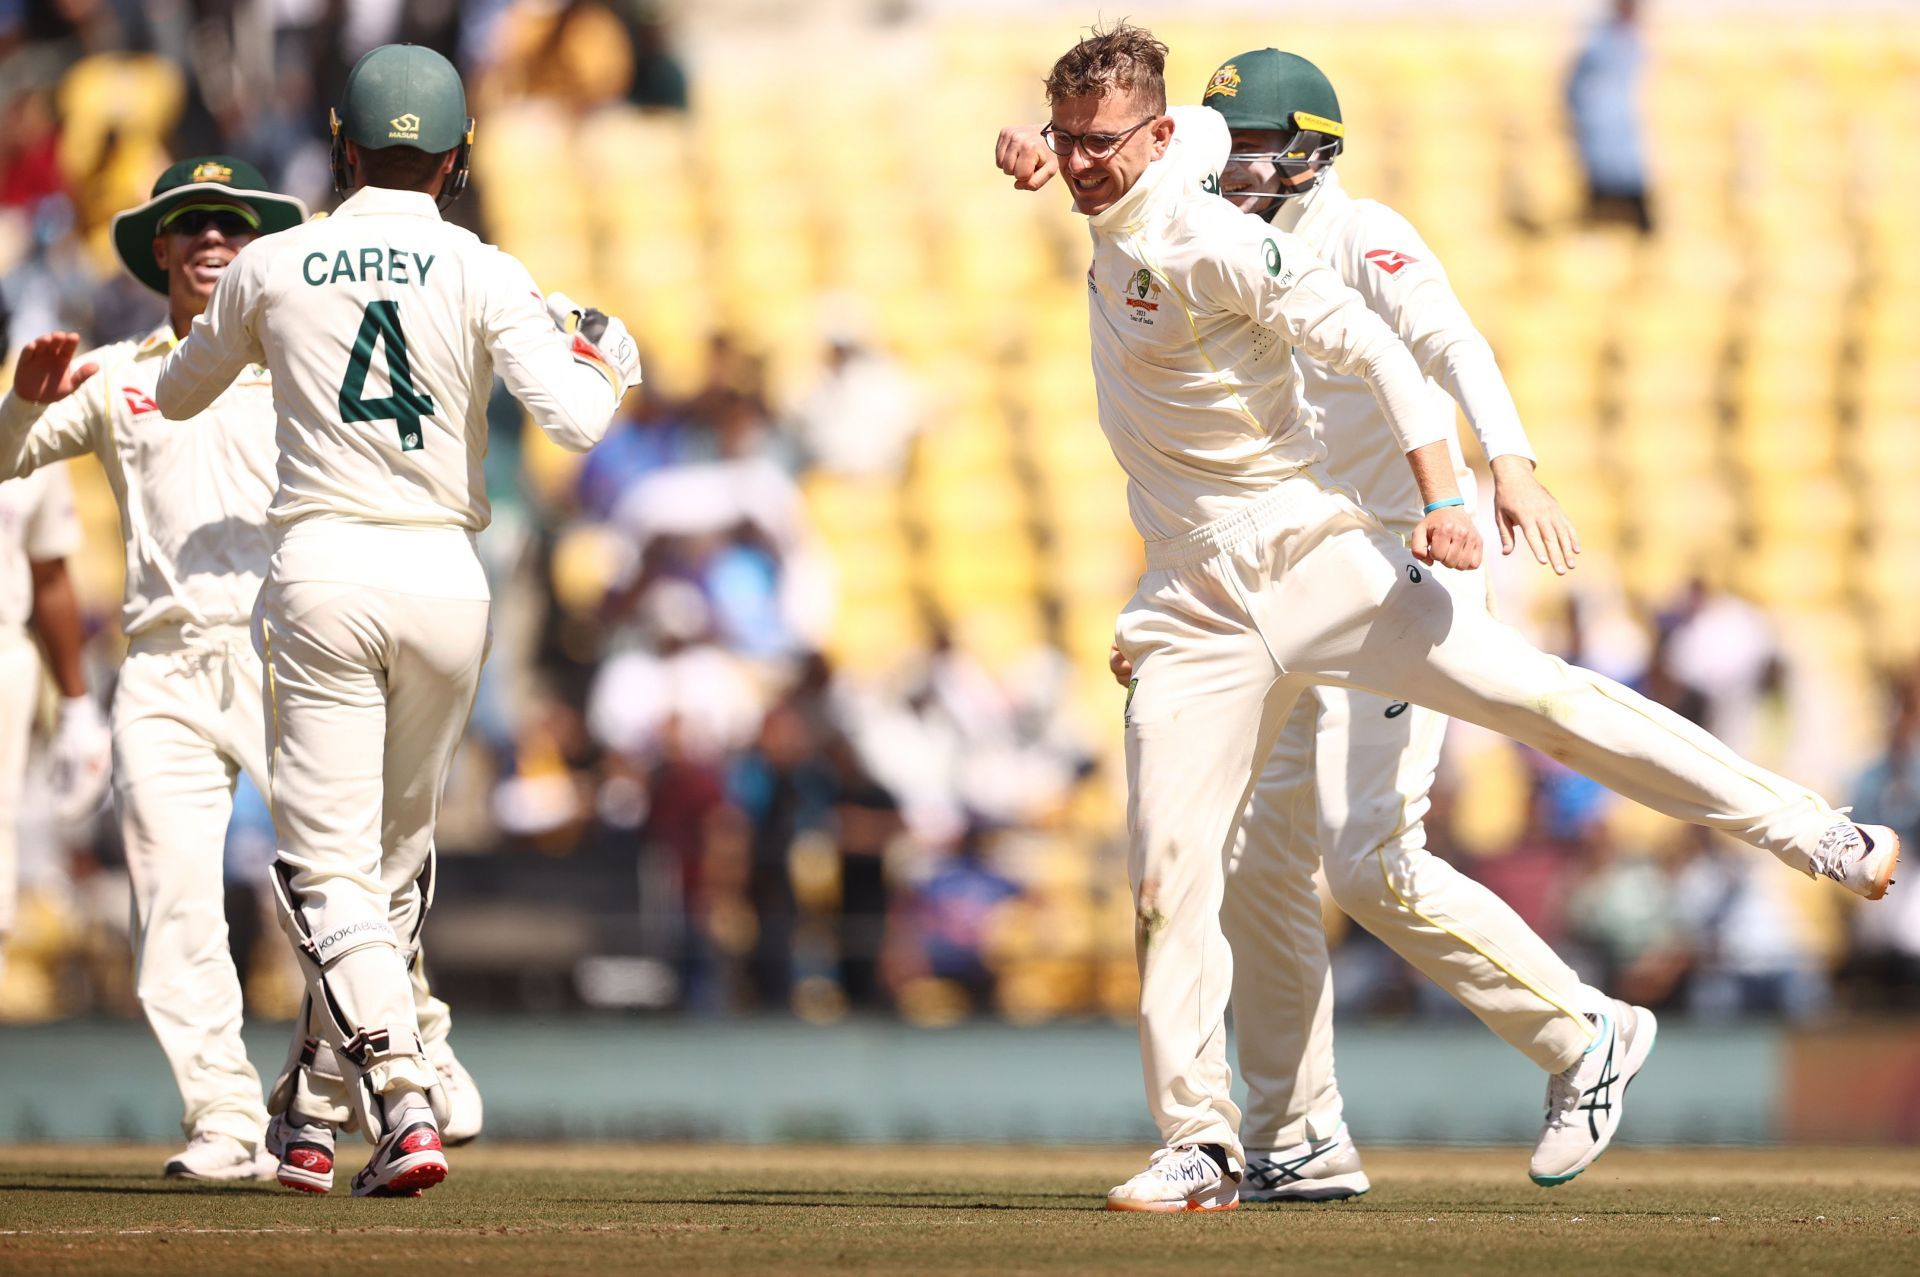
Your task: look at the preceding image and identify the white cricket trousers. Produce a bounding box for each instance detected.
[258,572,489,1111]
[116,621,468,1147]
[115,624,272,1146]
[1117,475,1843,1157]
[0,631,38,955]
[1224,568,1604,1155]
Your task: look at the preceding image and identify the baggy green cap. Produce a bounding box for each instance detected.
[1202,49,1344,140]
[109,156,309,295]
[336,43,469,153]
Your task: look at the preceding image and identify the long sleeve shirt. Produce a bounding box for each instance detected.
[1084,112,1453,543]
[0,324,273,635]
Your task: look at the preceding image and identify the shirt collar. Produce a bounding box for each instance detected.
[1088,144,1181,236]
[334,187,444,219]
[134,323,180,359]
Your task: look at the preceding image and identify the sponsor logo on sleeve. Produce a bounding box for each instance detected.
[1365,248,1419,276]
[1263,239,1283,277]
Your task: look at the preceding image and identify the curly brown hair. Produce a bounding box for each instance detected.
[1044,20,1168,112]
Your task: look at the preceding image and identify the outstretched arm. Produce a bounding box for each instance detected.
[1352,211,1579,573]
[482,256,638,454]
[0,332,105,478]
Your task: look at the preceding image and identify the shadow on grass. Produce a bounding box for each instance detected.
[0,1179,280,1197]
[551,1188,1091,1212]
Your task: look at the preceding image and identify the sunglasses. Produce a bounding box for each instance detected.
[161,205,259,238]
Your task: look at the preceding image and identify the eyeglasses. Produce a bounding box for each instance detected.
[1041,117,1157,161]
[161,205,259,238]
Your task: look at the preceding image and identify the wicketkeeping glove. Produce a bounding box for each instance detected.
[47,694,111,825]
[546,291,643,394]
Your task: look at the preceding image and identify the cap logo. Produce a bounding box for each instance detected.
[1204,65,1241,100]
[190,161,233,183]
[389,113,422,140]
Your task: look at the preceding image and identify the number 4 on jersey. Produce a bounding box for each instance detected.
[340,300,434,451]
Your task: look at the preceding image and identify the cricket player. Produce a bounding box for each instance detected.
[997,50,1627,1199]
[156,44,637,1197]
[0,156,485,1181]
[0,458,108,994]
[1024,23,1896,1213]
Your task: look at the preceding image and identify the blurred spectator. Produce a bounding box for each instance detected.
[725,700,836,1010]
[481,0,635,115]
[1567,822,1687,1009]
[1657,576,1783,755]
[790,319,925,478]
[1668,827,1830,1021]
[825,736,904,1010]
[902,826,1021,1014]
[1566,0,1652,233]
[621,4,687,112]
[1845,668,1920,1008]
[0,88,64,210]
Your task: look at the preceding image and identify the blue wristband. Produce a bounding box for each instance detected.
[1423,497,1467,514]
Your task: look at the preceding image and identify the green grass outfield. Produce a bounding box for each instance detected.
[2,1145,1915,1275]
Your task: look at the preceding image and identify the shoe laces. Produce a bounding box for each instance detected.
[1542,1069,1580,1131]
[1144,1145,1216,1184]
[1810,822,1864,880]
[1542,1014,1601,1130]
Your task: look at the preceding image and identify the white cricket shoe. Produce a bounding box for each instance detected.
[1105,1144,1242,1212]
[437,1056,483,1147]
[1811,823,1900,900]
[265,1112,337,1194]
[1531,999,1657,1187]
[350,1112,448,1198]
[1242,1124,1371,1202]
[161,1132,276,1182]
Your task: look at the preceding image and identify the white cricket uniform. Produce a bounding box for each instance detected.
[1090,120,1849,1159]
[0,324,466,1147]
[0,463,79,949]
[156,185,619,1116]
[1216,162,1612,1155]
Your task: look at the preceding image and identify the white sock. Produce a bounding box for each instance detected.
[382,1083,435,1129]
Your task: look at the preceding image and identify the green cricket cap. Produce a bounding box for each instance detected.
[109,156,309,295]
[1201,49,1345,140]
[336,43,470,153]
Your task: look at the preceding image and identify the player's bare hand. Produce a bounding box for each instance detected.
[996,124,1058,191]
[1491,455,1580,576]
[1411,507,1482,570]
[12,332,98,404]
[1109,645,1133,688]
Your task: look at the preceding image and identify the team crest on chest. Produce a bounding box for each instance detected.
[1125,268,1162,324]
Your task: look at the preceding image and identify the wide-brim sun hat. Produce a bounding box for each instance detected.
[110,155,308,295]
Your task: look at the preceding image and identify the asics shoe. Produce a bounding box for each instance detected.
[350,1113,448,1198]
[266,1112,336,1194]
[1243,1124,1371,1202]
[1531,1000,1657,1186]
[161,1132,276,1182]
[1811,823,1900,900]
[1105,1144,1241,1212]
